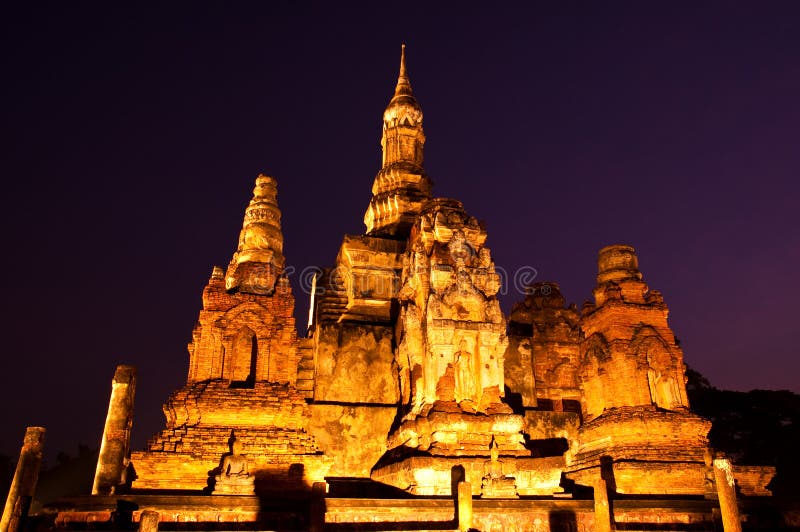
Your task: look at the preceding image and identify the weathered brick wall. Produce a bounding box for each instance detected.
[188,272,299,385]
[312,322,398,404]
[131,379,333,491]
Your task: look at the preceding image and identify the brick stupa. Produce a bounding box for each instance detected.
[130,175,331,492]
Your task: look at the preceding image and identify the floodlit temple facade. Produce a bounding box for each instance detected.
[35,47,780,531]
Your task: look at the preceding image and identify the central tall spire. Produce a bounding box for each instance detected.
[394,44,412,96]
[363,45,432,237]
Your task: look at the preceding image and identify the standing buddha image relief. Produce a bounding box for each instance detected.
[454,338,476,403]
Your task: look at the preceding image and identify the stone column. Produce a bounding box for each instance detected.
[457,481,472,532]
[703,448,717,499]
[309,481,327,532]
[593,477,613,532]
[713,458,742,532]
[92,365,137,495]
[0,427,46,532]
[138,510,159,532]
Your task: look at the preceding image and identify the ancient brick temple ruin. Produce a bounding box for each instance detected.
[42,46,781,531]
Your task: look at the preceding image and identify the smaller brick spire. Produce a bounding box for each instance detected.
[596,244,643,285]
[225,174,286,294]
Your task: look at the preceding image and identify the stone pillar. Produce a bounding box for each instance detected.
[703,448,717,499]
[309,481,327,532]
[593,477,613,532]
[457,481,472,532]
[92,365,137,495]
[138,510,159,532]
[0,427,46,532]
[713,458,742,532]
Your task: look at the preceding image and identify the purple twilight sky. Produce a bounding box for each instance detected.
[1,3,799,460]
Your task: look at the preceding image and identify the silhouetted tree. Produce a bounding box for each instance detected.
[31,445,99,513]
[687,366,800,498]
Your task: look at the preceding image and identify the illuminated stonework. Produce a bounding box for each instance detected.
[51,46,778,531]
[363,45,432,238]
[225,174,285,295]
[129,177,331,492]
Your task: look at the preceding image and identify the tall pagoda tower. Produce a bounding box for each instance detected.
[363,44,432,238]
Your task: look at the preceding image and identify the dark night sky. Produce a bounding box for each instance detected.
[2,3,799,461]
